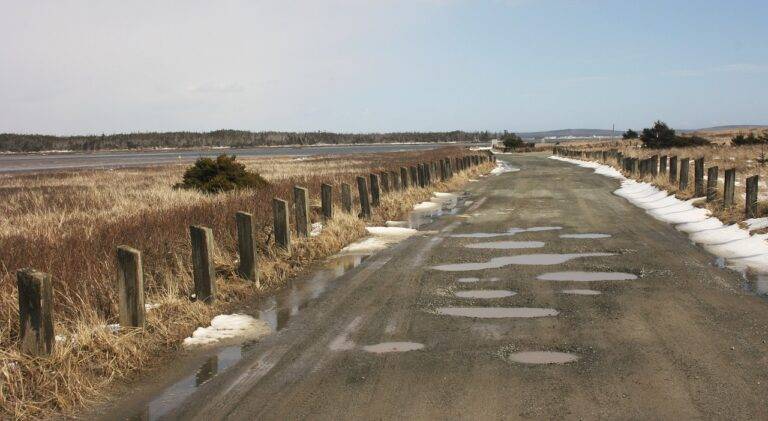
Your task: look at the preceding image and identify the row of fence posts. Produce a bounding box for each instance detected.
[16,152,492,356]
[553,147,760,218]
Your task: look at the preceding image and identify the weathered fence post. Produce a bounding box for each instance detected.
[190,225,216,303]
[117,246,145,328]
[293,186,310,237]
[723,168,736,207]
[651,155,659,176]
[389,171,400,191]
[679,158,690,191]
[400,167,409,189]
[321,183,333,220]
[669,156,678,183]
[356,176,371,218]
[409,166,418,186]
[416,165,425,187]
[694,158,705,197]
[659,156,668,175]
[746,175,759,218]
[235,212,259,283]
[17,268,54,355]
[370,173,381,207]
[706,166,718,202]
[439,160,447,181]
[272,198,291,249]
[341,182,353,213]
[380,172,390,193]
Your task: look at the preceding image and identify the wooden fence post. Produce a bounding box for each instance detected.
[380,172,390,193]
[273,198,291,249]
[417,165,425,187]
[341,182,353,213]
[17,268,54,356]
[190,225,216,303]
[409,166,418,186]
[235,212,259,283]
[321,183,333,220]
[659,156,668,175]
[400,167,409,188]
[746,175,759,218]
[669,156,678,183]
[651,155,659,176]
[293,186,310,237]
[369,173,381,207]
[694,158,705,197]
[679,158,690,191]
[723,168,736,207]
[117,246,145,328]
[389,171,400,191]
[356,176,371,219]
[706,166,718,202]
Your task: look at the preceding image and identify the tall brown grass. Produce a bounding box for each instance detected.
[0,147,493,419]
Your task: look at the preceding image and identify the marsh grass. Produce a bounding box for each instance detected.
[0,147,493,419]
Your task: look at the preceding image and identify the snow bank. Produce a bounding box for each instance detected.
[550,155,768,273]
[183,314,272,347]
[490,160,519,175]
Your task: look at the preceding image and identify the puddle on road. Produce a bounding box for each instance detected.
[455,290,516,299]
[507,351,579,364]
[465,240,545,250]
[362,342,425,354]
[560,289,602,295]
[135,252,370,420]
[435,307,559,318]
[432,253,615,272]
[536,271,637,282]
[559,233,611,239]
[451,226,562,238]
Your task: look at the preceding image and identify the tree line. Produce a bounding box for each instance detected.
[0,130,483,153]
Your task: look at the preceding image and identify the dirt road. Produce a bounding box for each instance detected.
[106,153,768,420]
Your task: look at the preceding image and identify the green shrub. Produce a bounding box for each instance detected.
[622,129,638,139]
[501,131,525,149]
[174,154,268,193]
[639,120,711,148]
[731,132,767,146]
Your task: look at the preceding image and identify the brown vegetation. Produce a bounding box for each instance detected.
[0,147,493,419]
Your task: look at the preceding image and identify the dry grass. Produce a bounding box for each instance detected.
[0,147,493,419]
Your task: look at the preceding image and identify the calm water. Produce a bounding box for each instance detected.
[0,143,476,173]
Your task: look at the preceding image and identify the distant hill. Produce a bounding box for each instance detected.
[518,129,620,140]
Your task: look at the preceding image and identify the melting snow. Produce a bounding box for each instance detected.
[490,160,519,175]
[340,226,418,254]
[183,314,272,348]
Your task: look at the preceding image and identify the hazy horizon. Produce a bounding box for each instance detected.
[2,0,768,136]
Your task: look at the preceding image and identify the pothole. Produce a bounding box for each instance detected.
[507,351,579,364]
[362,342,425,354]
[455,290,516,299]
[536,271,637,281]
[465,241,545,250]
[432,253,615,271]
[559,289,602,295]
[559,233,611,239]
[435,307,558,318]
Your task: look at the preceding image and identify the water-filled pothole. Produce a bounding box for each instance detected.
[465,241,545,250]
[362,342,425,353]
[451,226,562,238]
[455,290,516,299]
[507,351,579,364]
[559,233,611,239]
[536,271,636,281]
[559,289,602,295]
[436,307,558,318]
[432,253,615,272]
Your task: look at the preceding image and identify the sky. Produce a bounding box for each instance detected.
[1,0,767,135]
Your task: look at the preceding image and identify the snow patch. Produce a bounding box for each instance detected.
[183,314,271,348]
[490,160,519,175]
[340,226,418,254]
[310,222,323,237]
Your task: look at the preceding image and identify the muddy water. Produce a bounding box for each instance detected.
[432,253,615,272]
[436,307,559,318]
[455,290,516,299]
[559,233,611,239]
[465,240,545,250]
[507,351,579,364]
[536,271,637,282]
[560,289,602,295]
[362,342,425,353]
